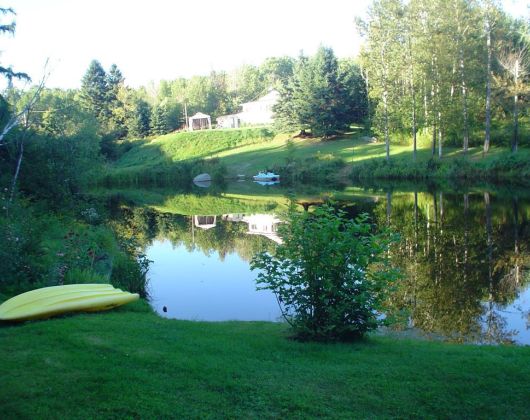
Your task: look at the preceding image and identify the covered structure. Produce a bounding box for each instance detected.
[194,215,217,230]
[189,112,212,131]
[216,114,240,129]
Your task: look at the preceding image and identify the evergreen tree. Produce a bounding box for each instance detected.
[0,7,30,84]
[105,64,126,135]
[150,100,169,135]
[127,98,151,138]
[79,60,109,122]
[274,47,365,137]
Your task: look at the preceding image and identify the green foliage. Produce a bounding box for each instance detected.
[150,100,170,135]
[272,154,346,185]
[63,267,107,284]
[350,148,530,183]
[32,88,98,138]
[110,252,150,298]
[126,98,151,138]
[274,48,367,136]
[251,205,399,341]
[0,200,48,293]
[19,130,101,203]
[0,7,30,84]
[358,0,530,156]
[79,60,109,122]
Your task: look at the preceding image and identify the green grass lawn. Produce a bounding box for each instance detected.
[109,127,530,182]
[1,301,529,419]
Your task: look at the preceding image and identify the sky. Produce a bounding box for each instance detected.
[1,0,528,90]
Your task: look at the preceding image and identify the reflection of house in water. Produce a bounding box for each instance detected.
[223,213,282,244]
[194,215,217,230]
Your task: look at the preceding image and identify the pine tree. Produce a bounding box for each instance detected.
[79,60,109,122]
[127,99,151,138]
[150,100,169,135]
[105,64,126,135]
[274,48,365,137]
[106,64,124,102]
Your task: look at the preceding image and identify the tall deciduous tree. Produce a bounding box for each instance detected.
[497,45,528,152]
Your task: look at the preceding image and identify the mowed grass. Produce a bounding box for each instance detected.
[1,302,529,419]
[110,126,530,180]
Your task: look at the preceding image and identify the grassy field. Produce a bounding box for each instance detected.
[1,301,529,419]
[107,127,530,183]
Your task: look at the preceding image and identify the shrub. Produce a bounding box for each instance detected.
[110,252,150,298]
[251,205,399,341]
[0,200,48,293]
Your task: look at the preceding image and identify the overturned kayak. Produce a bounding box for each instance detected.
[0,284,139,322]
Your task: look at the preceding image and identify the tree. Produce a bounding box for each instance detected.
[127,98,151,138]
[274,47,366,137]
[251,205,398,341]
[497,45,529,152]
[79,60,109,123]
[260,56,295,89]
[0,7,29,85]
[357,0,405,161]
[150,100,169,135]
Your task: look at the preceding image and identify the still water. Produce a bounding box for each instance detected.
[109,182,530,345]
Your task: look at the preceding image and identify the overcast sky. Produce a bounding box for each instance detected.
[1,0,528,89]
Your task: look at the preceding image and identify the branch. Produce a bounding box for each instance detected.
[0,60,50,145]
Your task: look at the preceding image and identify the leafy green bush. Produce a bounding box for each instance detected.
[0,200,48,294]
[251,205,399,341]
[110,252,150,298]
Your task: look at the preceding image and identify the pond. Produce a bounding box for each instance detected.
[106,181,530,345]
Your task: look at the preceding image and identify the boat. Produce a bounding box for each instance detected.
[253,171,280,182]
[193,173,212,188]
[0,284,139,322]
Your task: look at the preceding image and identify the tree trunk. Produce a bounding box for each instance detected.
[9,141,24,203]
[513,197,520,285]
[512,92,519,152]
[438,111,443,158]
[408,37,417,162]
[386,190,392,225]
[460,53,469,155]
[484,18,492,153]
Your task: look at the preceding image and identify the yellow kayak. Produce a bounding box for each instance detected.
[0,284,139,322]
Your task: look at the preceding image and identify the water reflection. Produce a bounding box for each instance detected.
[106,185,530,344]
[376,191,529,345]
[147,240,281,321]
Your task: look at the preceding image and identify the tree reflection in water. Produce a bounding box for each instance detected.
[107,188,529,344]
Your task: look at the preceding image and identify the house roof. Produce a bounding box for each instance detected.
[240,89,279,107]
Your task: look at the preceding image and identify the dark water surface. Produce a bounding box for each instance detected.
[108,182,530,345]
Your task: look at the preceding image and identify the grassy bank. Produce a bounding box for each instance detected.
[106,127,530,186]
[101,128,279,185]
[1,302,529,419]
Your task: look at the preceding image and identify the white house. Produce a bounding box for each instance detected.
[239,90,279,125]
[216,114,240,129]
[243,214,282,244]
[216,89,280,128]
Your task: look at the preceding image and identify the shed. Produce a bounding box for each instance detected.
[189,112,212,131]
